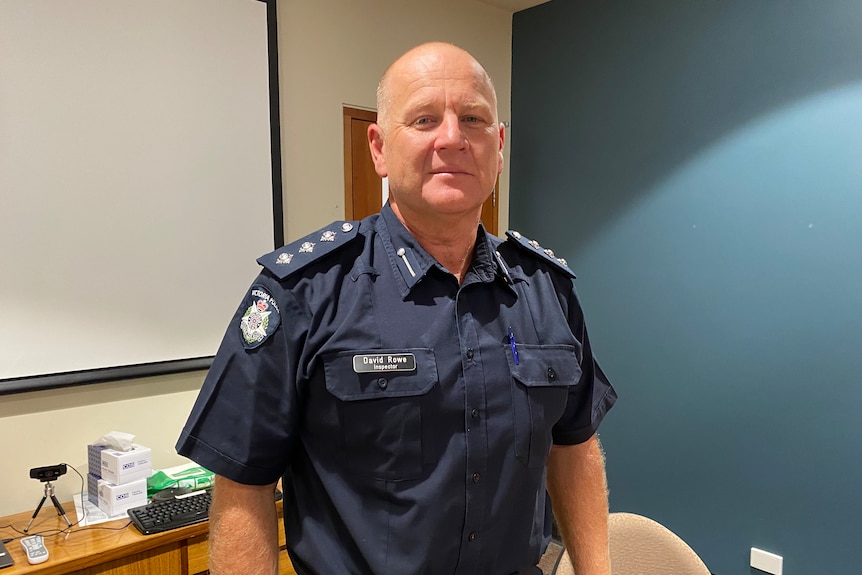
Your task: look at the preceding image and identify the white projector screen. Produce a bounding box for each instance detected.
[0,0,281,393]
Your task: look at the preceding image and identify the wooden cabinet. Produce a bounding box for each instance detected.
[73,544,184,575]
[187,534,210,574]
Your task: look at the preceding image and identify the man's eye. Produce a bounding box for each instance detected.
[463,116,491,126]
[414,117,432,126]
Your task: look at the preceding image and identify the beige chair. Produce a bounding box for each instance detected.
[553,512,710,575]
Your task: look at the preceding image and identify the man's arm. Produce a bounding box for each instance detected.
[546,434,611,575]
[209,475,280,575]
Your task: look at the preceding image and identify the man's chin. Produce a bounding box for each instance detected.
[423,188,486,211]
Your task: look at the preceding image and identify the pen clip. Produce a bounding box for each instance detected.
[508,326,519,365]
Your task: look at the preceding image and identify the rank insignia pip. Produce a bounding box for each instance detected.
[239,285,281,349]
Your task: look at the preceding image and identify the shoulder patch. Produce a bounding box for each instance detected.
[258,221,360,280]
[505,230,576,278]
[240,285,281,349]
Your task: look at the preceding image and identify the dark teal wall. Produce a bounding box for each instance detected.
[511,2,862,574]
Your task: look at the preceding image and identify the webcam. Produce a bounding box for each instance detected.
[24,464,72,532]
[29,464,67,482]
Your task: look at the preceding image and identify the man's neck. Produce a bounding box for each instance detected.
[389,202,480,284]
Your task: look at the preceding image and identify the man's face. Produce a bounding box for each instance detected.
[368,47,505,221]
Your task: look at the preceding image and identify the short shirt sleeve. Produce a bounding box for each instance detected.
[176,274,305,485]
[551,345,617,445]
[551,287,618,445]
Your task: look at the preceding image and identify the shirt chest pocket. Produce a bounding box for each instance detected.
[508,345,582,469]
[323,349,438,481]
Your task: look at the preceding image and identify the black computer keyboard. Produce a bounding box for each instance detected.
[127,490,211,535]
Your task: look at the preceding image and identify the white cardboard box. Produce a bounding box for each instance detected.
[97,478,147,516]
[100,444,152,485]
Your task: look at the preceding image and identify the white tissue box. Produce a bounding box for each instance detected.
[97,478,147,516]
[100,444,152,485]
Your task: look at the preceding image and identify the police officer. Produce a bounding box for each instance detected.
[177,42,616,575]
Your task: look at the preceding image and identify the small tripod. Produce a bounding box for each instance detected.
[24,479,72,533]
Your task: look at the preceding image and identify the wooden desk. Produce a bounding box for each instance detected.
[0,501,296,575]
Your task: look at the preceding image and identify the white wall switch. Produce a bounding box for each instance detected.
[750,547,783,575]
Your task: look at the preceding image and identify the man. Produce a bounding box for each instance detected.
[177,42,616,575]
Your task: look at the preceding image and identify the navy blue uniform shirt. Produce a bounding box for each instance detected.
[177,203,616,575]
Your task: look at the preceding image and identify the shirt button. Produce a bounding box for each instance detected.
[377,378,388,389]
[472,473,480,483]
[547,367,557,380]
[466,348,474,360]
[468,532,477,542]
[471,408,479,419]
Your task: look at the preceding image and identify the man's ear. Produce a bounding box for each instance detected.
[496,122,506,175]
[367,123,388,178]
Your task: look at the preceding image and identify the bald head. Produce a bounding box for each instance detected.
[376,42,498,131]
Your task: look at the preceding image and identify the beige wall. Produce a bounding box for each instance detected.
[0,0,513,518]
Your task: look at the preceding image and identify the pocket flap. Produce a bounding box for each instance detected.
[507,345,582,387]
[324,348,438,400]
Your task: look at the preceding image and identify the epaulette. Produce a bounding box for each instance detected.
[505,230,576,278]
[258,221,360,280]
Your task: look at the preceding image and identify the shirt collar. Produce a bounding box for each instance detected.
[468,226,499,284]
[377,203,435,297]
[376,202,509,298]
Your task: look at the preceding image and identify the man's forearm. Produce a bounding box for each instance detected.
[546,435,611,575]
[209,475,280,575]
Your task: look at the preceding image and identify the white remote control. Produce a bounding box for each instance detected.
[21,535,49,565]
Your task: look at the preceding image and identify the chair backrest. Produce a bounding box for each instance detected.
[554,512,710,575]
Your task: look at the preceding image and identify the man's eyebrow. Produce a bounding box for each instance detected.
[405,100,436,112]
[460,101,493,111]
[457,102,496,118]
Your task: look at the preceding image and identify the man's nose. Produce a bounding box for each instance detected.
[435,113,467,150]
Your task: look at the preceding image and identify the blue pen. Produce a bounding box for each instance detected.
[508,326,519,365]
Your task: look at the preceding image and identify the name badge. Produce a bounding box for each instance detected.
[352,353,417,373]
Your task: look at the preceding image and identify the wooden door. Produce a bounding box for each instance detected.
[343,107,382,221]
[343,106,498,235]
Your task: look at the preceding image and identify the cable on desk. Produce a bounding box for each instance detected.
[69,520,133,534]
[59,461,87,531]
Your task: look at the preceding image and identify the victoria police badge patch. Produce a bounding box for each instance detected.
[239,285,281,349]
